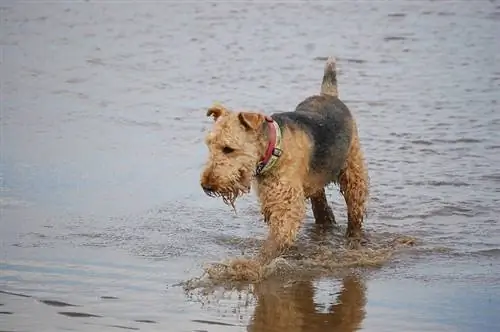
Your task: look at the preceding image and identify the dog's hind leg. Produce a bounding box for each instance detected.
[310,188,336,226]
[338,123,369,241]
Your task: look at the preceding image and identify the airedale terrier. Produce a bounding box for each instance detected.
[200,57,369,258]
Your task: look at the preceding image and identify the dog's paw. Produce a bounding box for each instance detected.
[345,235,368,250]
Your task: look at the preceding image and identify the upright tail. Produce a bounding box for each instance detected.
[320,56,338,97]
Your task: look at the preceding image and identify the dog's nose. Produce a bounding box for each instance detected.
[201,184,216,197]
[201,184,212,191]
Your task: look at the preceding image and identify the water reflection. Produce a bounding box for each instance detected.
[248,275,366,332]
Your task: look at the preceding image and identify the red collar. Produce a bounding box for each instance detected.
[256,116,283,175]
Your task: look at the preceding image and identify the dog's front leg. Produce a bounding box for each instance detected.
[258,183,306,261]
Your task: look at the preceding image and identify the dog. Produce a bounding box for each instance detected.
[200,57,369,259]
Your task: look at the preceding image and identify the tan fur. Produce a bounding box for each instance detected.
[339,120,369,239]
[256,129,312,257]
[206,104,229,120]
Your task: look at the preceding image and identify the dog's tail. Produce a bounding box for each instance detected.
[320,56,338,97]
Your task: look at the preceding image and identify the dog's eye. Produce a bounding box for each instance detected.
[222,146,235,154]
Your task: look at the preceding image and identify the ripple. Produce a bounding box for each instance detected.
[384,36,407,41]
[411,139,433,145]
[0,290,31,298]
[418,148,441,155]
[40,299,79,307]
[86,58,105,66]
[343,58,367,64]
[479,173,500,182]
[134,319,157,324]
[435,138,484,144]
[192,319,236,326]
[107,325,139,331]
[471,249,500,257]
[313,56,329,61]
[405,180,471,187]
[388,13,406,17]
[428,205,476,218]
[58,311,102,318]
[65,77,87,84]
[437,11,456,17]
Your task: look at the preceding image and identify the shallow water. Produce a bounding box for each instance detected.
[1,1,500,331]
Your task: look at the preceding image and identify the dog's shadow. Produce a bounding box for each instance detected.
[247,274,367,332]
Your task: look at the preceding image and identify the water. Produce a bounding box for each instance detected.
[1,1,500,331]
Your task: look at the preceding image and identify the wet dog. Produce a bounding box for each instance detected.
[200,57,369,259]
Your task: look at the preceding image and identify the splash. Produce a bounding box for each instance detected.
[182,230,417,292]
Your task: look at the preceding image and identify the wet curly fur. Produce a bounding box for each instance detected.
[200,57,369,260]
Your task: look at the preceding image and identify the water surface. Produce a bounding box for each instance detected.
[1,1,500,331]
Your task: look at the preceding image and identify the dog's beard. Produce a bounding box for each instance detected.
[203,171,252,211]
[204,183,250,211]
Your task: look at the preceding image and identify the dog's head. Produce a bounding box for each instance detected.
[200,104,267,207]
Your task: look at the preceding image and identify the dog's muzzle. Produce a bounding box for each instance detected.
[201,184,217,197]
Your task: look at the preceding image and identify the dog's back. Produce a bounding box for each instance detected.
[272,57,353,183]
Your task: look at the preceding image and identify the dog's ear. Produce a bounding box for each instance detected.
[238,112,265,131]
[206,104,229,121]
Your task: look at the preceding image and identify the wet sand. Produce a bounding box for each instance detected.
[1,1,500,331]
